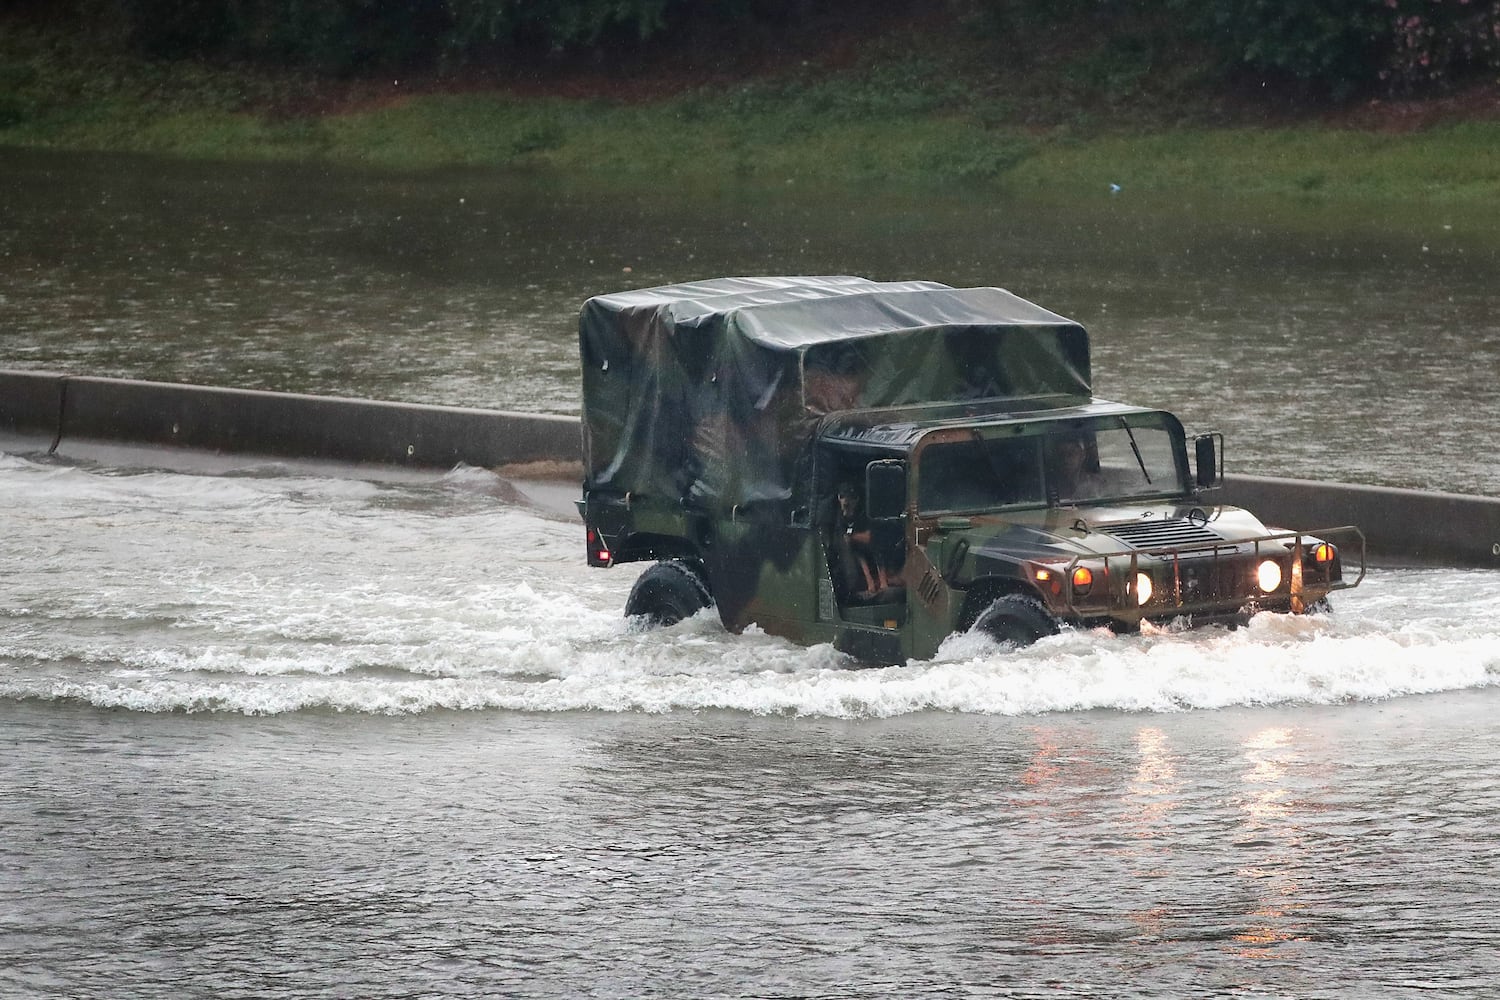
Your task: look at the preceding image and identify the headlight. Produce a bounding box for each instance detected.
[1257,560,1283,593]
[1134,573,1153,606]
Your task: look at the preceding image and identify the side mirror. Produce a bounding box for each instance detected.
[866,460,907,520]
[1195,433,1223,490]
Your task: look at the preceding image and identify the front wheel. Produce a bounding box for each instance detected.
[971,594,1059,648]
[624,560,713,628]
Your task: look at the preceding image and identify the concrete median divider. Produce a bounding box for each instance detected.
[1221,474,1500,570]
[0,369,66,445]
[2,369,1497,568]
[1,369,580,471]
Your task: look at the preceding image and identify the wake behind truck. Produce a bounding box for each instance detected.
[578,276,1363,662]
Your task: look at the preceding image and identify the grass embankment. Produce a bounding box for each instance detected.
[4,21,1499,203]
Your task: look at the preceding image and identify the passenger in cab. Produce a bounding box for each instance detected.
[834,480,896,601]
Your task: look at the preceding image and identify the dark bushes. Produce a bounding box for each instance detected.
[49,0,1500,95]
[976,0,1500,98]
[89,0,834,72]
[1181,0,1500,96]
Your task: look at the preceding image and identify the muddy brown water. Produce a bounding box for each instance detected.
[3,147,1499,998]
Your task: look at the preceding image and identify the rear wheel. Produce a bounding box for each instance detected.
[625,560,713,628]
[971,594,1059,648]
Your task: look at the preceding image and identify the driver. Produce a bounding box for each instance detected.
[1048,432,1105,500]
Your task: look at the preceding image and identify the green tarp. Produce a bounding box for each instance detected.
[579,276,1091,507]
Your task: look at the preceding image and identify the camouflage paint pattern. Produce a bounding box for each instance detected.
[579,277,1361,663]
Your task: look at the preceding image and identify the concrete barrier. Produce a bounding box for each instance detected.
[1,369,580,470]
[3,368,1497,568]
[0,370,64,442]
[1221,474,1500,570]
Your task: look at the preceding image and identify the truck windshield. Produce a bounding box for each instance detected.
[916,415,1187,513]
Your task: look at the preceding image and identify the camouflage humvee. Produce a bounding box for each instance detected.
[578,276,1363,662]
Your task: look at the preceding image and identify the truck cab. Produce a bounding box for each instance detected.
[578,276,1362,662]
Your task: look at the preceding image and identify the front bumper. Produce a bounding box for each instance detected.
[1048,526,1366,626]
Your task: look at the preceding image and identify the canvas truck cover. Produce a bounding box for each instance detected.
[579,276,1091,508]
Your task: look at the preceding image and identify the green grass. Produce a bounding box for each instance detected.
[4,20,1500,204]
[1009,124,1500,202]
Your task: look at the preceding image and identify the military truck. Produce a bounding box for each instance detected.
[578,276,1363,662]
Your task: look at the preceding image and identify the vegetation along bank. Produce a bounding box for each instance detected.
[2,1,1499,201]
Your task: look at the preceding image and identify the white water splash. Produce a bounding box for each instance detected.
[2,454,1497,716]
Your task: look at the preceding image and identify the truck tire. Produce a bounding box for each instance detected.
[625,560,713,628]
[971,594,1059,648]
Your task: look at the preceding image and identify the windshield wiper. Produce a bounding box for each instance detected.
[1120,417,1152,485]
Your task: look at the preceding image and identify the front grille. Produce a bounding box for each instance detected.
[1102,518,1229,552]
[1100,519,1256,609]
[1170,559,1249,605]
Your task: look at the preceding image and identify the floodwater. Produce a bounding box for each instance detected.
[2,147,1498,495]
[1,456,1499,997]
[3,148,1500,998]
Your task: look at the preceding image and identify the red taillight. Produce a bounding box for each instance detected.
[586,528,612,567]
